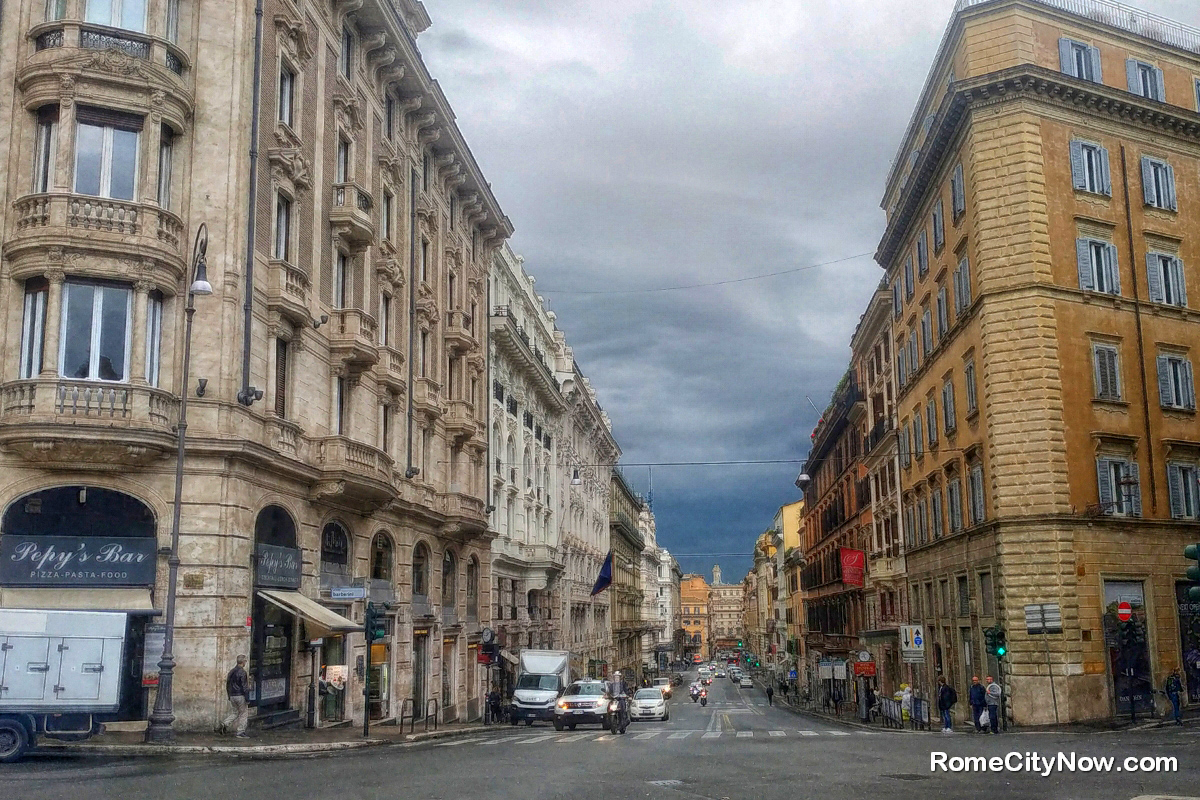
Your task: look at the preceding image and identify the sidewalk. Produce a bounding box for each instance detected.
[33,719,498,759]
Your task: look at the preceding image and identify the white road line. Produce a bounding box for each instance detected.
[827,731,850,736]
[668,731,693,739]
[594,734,616,742]
[434,737,486,747]
[517,735,557,744]
[478,735,525,746]
[558,733,592,742]
[736,731,753,738]
[769,730,786,737]
[701,731,721,739]
[798,730,818,736]
[858,731,880,735]
[634,731,661,740]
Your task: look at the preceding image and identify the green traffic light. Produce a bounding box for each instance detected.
[1185,543,1200,560]
[996,645,1006,656]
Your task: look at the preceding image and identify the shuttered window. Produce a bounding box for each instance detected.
[931,488,944,539]
[892,280,902,318]
[913,415,923,459]
[1126,59,1165,102]
[1096,457,1141,516]
[964,360,977,414]
[1156,354,1196,410]
[1092,344,1121,401]
[947,477,963,532]
[932,199,945,252]
[936,287,948,337]
[1076,238,1119,295]
[953,257,972,313]
[1069,139,1111,196]
[968,463,986,525]
[1059,37,1102,82]
[942,378,956,431]
[904,256,914,299]
[951,163,966,219]
[1140,156,1176,211]
[1146,253,1187,307]
[274,338,288,418]
[917,230,929,277]
[921,310,933,355]
[1167,462,1200,520]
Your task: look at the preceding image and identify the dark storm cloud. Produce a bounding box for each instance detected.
[419,0,1194,582]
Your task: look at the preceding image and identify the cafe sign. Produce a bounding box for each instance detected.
[1,535,157,586]
[255,543,302,589]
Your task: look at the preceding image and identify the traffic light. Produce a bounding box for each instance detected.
[365,602,390,642]
[985,626,1007,658]
[994,627,1007,658]
[1186,544,1200,601]
[984,626,997,656]
[737,640,743,648]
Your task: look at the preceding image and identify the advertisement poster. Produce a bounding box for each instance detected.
[142,624,167,687]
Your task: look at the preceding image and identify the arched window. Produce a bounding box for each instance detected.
[412,542,430,598]
[371,532,393,581]
[441,549,457,608]
[256,505,297,548]
[466,557,479,621]
[320,521,350,587]
[505,436,516,482]
[523,447,532,488]
[3,486,155,537]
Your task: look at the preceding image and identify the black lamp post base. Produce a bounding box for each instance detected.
[144,716,177,744]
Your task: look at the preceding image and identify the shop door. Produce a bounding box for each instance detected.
[442,639,456,722]
[369,637,390,720]
[251,595,293,712]
[1176,581,1200,704]
[412,633,427,719]
[320,636,346,723]
[1103,580,1153,716]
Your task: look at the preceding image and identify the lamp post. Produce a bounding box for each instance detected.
[146,224,213,744]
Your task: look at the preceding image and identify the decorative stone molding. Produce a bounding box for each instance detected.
[81,48,151,80]
[274,10,314,67]
[58,74,76,108]
[375,257,404,288]
[332,89,364,132]
[268,146,312,195]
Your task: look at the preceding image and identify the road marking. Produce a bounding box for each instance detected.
[798,730,818,736]
[594,734,616,742]
[559,733,592,742]
[701,731,721,739]
[769,730,786,737]
[478,735,525,746]
[668,731,693,739]
[736,731,753,738]
[634,731,661,740]
[858,731,880,735]
[434,737,486,747]
[517,735,557,744]
[827,731,850,736]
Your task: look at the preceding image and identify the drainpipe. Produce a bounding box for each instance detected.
[485,274,494,517]
[238,0,265,406]
[405,168,418,478]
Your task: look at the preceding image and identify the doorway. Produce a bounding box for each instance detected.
[412,632,428,720]
[250,594,293,712]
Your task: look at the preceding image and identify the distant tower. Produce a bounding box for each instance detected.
[712,565,722,586]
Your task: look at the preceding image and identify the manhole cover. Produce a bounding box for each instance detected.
[883,774,931,781]
[649,780,684,787]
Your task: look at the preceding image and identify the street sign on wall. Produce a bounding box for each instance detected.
[900,625,925,663]
[330,586,366,600]
[853,661,876,677]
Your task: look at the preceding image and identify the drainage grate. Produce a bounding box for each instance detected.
[649,779,684,787]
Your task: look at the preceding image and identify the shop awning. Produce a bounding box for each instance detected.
[257,590,359,639]
[0,587,160,615]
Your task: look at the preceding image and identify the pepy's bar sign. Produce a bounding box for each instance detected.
[1,535,157,586]
[255,543,302,589]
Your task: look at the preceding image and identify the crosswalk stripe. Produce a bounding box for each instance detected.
[518,735,557,744]
[769,730,786,737]
[827,731,850,736]
[594,734,616,742]
[668,732,693,739]
[434,737,486,747]
[736,731,753,738]
[559,733,592,742]
[634,731,661,740]
[798,730,818,736]
[858,731,880,735]
[701,732,721,739]
[478,735,525,746]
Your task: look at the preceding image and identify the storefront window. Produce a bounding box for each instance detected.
[371,533,392,581]
[320,522,350,590]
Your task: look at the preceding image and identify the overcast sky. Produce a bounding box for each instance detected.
[420,0,1197,585]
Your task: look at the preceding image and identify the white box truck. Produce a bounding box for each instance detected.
[509,650,571,726]
[0,609,127,761]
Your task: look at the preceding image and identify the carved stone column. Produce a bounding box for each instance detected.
[40,270,65,378]
[54,78,77,191]
[142,95,166,206]
[130,280,151,385]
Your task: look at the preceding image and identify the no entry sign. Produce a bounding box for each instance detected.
[1117,601,1132,622]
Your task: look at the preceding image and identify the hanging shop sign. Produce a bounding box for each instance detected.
[0,535,157,586]
[839,548,866,587]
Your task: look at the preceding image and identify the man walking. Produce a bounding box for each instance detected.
[969,676,987,732]
[1164,668,1184,726]
[985,675,1002,733]
[766,684,774,706]
[222,654,250,738]
[937,675,957,733]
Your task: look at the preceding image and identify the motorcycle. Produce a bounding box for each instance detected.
[700,690,708,707]
[608,696,629,734]
[690,687,700,703]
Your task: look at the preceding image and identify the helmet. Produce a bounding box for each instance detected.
[614,671,622,678]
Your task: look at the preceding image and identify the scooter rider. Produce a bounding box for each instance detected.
[611,671,630,732]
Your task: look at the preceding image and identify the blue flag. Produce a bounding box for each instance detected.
[590,551,613,596]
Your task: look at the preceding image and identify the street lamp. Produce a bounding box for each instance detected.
[146,224,212,744]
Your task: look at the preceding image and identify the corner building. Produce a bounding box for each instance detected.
[0,0,509,730]
[882,0,1200,724]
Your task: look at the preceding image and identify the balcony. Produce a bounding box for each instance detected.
[9,193,186,280]
[865,417,895,456]
[24,20,191,87]
[330,182,374,245]
[265,259,311,327]
[867,553,906,582]
[490,308,563,410]
[444,399,478,443]
[376,346,407,395]
[312,436,395,511]
[328,308,378,376]
[0,379,179,466]
[412,376,442,417]
[439,492,489,539]
[444,310,477,355]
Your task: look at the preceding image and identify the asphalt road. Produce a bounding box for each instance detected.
[4,670,1198,800]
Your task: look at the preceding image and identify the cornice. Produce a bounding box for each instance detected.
[876,64,1200,269]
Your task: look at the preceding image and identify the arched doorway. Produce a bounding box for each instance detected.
[251,505,300,716]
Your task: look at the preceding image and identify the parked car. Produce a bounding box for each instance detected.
[631,688,669,722]
[553,680,613,731]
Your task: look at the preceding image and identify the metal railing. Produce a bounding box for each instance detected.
[424,698,439,731]
[399,698,416,733]
[955,0,1200,53]
[80,26,150,59]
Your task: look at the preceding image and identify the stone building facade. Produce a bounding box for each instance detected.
[0,0,510,730]
[609,469,646,681]
[709,568,745,651]
[879,0,1200,724]
[681,574,710,661]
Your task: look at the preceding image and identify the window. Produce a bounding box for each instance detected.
[908,332,919,374]
[917,230,929,276]
[1058,38,1101,82]
[931,487,944,539]
[951,162,965,219]
[422,151,430,191]
[897,340,907,386]
[385,95,396,140]
[913,414,923,459]
[278,66,295,127]
[335,376,347,435]
[421,239,429,283]
[1157,354,1196,410]
[968,463,985,525]
[157,125,173,210]
[334,252,348,308]
[932,199,945,252]
[1076,238,1119,295]
[59,282,131,382]
[1127,59,1165,102]
[903,256,914,299]
[964,360,977,414]
[336,137,349,183]
[1141,156,1176,211]
[165,0,179,42]
[926,399,937,447]
[917,499,928,545]
[892,280,902,318]
[466,558,479,620]
[413,544,429,597]
[953,257,972,312]
[420,331,429,377]
[1168,462,1200,520]
[947,476,963,532]
[371,534,393,582]
[442,551,457,608]
[85,0,146,32]
[936,287,948,337]
[1093,343,1121,401]
[1096,457,1141,516]
[274,338,288,417]
[449,193,456,230]
[33,106,57,193]
[340,26,354,81]
[273,193,291,261]
[921,309,933,355]
[942,378,956,431]
[381,403,391,455]
[1069,140,1111,196]
[19,278,48,379]
[145,291,162,386]
[382,190,393,241]
[1147,253,1187,307]
[899,426,911,467]
[74,109,141,201]
[46,0,66,20]
[379,294,391,347]
[979,572,994,616]
[957,576,970,617]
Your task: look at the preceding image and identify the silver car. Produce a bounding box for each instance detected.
[631,688,669,722]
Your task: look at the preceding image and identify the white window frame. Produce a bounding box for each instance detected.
[964,359,977,414]
[334,251,348,309]
[20,281,47,379]
[951,163,965,219]
[1167,461,1200,520]
[1092,343,1121,401]
[273,193,291,262]
[968,463,985,525]
[1157,353,1196,411]
[336,137,350,184]
[947,477,963,532]
[936,287,948,337]
[892,280,902,318]
[926,399,938,447]
[157,126,173,210]
[73,119,140,201]
[85,0,147,33]
[1128,59,1164,101]
[278,65,295,127]
[917,230,928,276]
[1077,238,1119,295]
[1147,252,1186,307]
[1059,38,1101,83]
[1141,156,1176,211]
[340,26,354,81]
[942,378,956,431]
[145,291,162,386]
[953,257,972,313]
[921,309,933,354]
[33,109,57,194]
[904,256,914,299]
[379,293,391,347]
[913,414,923,459]
[1097,457,1141,516]
[932,199,945,252]
[1069,139,1111,196]
[164,0,179,43]
[58,281,133,383]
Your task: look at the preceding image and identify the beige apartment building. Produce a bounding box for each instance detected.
[882,0,1200,724]
[0,0,509,730]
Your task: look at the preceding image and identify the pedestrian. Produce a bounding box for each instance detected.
[1164,668,1184,726]
[831,684,843,715]
[936,675,957,733]
[985,675,1001,733]
[865,683,876,720]
[766,684,774,706]
[221,654,250,738]
[969,675,987,732]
